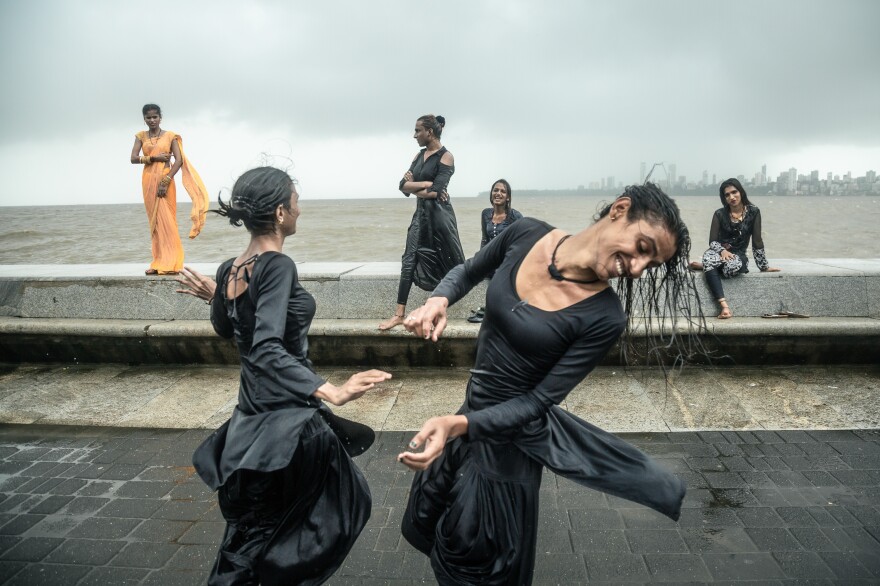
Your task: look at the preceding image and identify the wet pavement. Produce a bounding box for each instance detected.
[0,424,878,584]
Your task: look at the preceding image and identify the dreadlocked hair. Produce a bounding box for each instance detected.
[595,183,710,371]
[214,167,294,235]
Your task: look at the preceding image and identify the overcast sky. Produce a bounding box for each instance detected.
[1,0,878,206]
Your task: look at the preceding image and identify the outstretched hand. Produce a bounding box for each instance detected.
[403,297,449,342]
[397,414,468,471]
[175,265,217,302]
[763,267,782,272]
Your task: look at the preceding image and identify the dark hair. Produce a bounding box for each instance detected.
[417,114,445,138]
[718,178,752,209]
[596,183,708,368]
[142,104,161,116]
[488,178,513,214]
[214,167,294,235]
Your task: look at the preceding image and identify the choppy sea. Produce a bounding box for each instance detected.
[1,195,877,265]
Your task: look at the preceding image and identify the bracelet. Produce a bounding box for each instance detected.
[204,296,214,305]
[145,155,152,164]
[160,175,172,186]
[139,155,146,164]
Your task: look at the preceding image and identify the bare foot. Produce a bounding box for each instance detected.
[688,261,703,271]
[717,306,733,319]
[378,315,404,331]
[145,268,158,275]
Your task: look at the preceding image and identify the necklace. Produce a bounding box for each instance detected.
[147,129,161,145]
[730,205,745,223]
[547,235,600,284]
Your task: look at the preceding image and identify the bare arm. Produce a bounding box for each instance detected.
[130,137,143,164]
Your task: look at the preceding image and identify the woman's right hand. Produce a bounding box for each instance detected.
[720,250,735,261]
[403,170,413,182]
[403,297,449,341]
[152,151,172,163]
[174,266,217,302]
[316,370,392,406]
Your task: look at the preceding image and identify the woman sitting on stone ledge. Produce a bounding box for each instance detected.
[689,178,780,319]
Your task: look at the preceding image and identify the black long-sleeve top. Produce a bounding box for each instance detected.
[480,207,523,248]
[708,204,769,270]
[399,146,454,196]
[431,218,626,442]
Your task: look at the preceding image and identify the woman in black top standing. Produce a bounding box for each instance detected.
[690,178,780,318]
[398,184,701,585]
[468,178,523,322]
[378,114,465,330]
[181,167,391,584]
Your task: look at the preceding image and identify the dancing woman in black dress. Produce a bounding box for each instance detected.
[398,184,699,585]
[690,178,780,318]
[378,114,465,330]
[180,167,390,585]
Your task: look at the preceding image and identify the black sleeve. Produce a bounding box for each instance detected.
[466,311,625,441]
[708,211,724,253]
[432,218,527,306]
[429,163,454,195]
[398,153,420,195]
[210,262,233,339]
[249,254,325,398]
[510,209,523,221]
[750,207,765,250]
[479,208,489,248]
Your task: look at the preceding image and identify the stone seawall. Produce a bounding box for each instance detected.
[1,259,878,366]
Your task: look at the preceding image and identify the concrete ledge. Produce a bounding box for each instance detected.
[1,259,878,320]
[2,316,877,366]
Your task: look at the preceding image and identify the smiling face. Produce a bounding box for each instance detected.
[591,200,677,281]
[490,181,509,207]
[143,109,161,131]
[413,121,432,147]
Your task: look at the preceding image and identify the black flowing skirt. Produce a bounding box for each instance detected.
[207,413,371,586]
[412,198,465,291]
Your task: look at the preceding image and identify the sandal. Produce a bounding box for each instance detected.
[145,268,158,275]
[781,311,810,318]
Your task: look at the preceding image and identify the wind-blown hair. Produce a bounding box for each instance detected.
[214,167,294,236]
[417,114,445,138]
[488,178,512,214]
[142,103,161,116]
[718,177,753,209]
[596,183,708,368]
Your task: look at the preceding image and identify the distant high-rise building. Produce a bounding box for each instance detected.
[640,162,646,184]
[701,170,708,187]
[712,173,717,185]
[827,172,833,183]
[844,171,852,182]
[810,170,819,185]
[607,176,615,191]
[867,170,877,183]
[762,164,767,182]
[788,168,797,193]
[668,163,676,189]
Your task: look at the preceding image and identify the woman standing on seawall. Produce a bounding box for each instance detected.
[178,167,391,584]
[130,103,209,275]
[468,178,523,323]
[378,114,465,330]
[690,178,780,318]
[398,184,701,584]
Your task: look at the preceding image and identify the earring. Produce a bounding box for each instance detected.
[277,216,284,225]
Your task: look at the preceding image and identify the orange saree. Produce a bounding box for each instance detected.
[138,131,209,273]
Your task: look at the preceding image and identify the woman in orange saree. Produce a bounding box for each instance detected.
[130,103,209,275]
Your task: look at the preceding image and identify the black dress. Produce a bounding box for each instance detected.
[480,207,523,248]
[401,219,685,585]
[193,252,373,586]
[396,146,465,303]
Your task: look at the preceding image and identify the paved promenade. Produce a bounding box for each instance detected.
[0,363,879,584]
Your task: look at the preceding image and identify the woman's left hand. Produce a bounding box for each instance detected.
[157,184,168,197]
[403,170,413,182]
[175,266,217,301]
[403,297,449,341]
[762,267,782,272]
[398,414,468,470]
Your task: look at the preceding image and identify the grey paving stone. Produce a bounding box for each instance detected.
[76,480,118,496]
[66,516,141,539]
[44,538,125,565]
[24,495,73,515]
[789,526,839,551]
[3,562,91,586]
[680,527,757,553]
[78,566,150,585]
[0,536,63,562]
[625,529,688,553]
[98,463,146,480]
[569,508,624,530]
[0,514,44,535]
[59,496,110,515]
[570,529,627,553]
[735,507,786,527]
[141,569,208,586]
[96,497,164,519]
[176,521,226,546]
[583,552,650,581]
[0,560,26,582]
[375,551,429,580]
[702,552,785,580]
[115,480,175,499]
[533,552,587,582]
[110,541,181,568]
[129,518,193,542]
[817,551,876,580]
[18,514,78,538]
[165,543,217,571]
[644,553,713,582]
[773,551,836,579]
[151,498,216,521]
[745,527,804,552]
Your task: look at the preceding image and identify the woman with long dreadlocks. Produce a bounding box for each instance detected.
[397,183,701,585]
